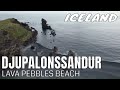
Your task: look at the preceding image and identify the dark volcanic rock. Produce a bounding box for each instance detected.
[41,18,56,36]
[41,18,52,31]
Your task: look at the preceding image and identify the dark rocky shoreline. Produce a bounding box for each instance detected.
[1,44,120,79]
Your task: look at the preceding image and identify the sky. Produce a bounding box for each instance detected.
[0,11,120,20]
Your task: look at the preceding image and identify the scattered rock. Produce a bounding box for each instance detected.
[50,29,56,36]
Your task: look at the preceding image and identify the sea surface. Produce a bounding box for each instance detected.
[0,11,120,63]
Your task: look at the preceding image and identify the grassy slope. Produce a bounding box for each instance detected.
[0,18,32,43]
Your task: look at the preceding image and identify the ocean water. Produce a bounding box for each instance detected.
[0,11,120,63]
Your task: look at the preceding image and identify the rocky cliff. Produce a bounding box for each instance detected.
[0,18,38,57]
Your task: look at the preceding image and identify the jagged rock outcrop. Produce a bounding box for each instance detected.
[41,18,52,31]
[41,18,56,36]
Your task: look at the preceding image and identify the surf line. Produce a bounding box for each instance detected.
[2,56,102,69]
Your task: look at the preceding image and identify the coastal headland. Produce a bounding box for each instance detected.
[0,18,38,57]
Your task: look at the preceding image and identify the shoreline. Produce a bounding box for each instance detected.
[19,43,120,79]
[22,42,120,64]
